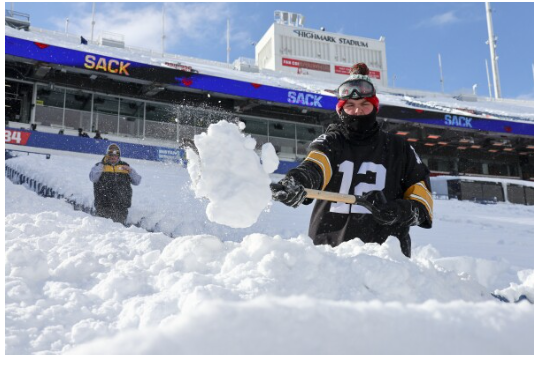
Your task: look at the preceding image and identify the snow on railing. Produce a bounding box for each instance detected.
[29,26,233,70]
[5,164,94,214]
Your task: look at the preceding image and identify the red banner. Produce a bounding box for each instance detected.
[282,58,330,73]
[162,62,193,73]
[335,65,381,80]
[5,129,31,145]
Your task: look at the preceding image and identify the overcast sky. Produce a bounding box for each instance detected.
[7,2,534,100]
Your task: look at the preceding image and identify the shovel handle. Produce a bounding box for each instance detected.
[304,188,357,204]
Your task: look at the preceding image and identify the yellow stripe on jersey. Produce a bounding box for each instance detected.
[404,181,433,220]
[304,150,332,190]
[102,165,130,174]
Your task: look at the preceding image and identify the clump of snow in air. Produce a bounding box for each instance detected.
[186,120,273,228]
[261,142,279,173]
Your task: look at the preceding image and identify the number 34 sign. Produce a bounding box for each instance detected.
[5,129,31,145]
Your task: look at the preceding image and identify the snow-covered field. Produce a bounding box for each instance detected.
[4,144,534,355]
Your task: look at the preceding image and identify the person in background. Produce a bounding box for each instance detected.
[78,128,90,138]
[94,130,103,139]
[270,63,433,258]
[89,143,142,224]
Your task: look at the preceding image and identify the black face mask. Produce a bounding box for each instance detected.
[339,107,378,136]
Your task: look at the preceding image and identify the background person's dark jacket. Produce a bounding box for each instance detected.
[90,158,141,209]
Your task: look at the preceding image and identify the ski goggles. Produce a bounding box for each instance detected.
[107,150,120,156]
[336,79,376,100]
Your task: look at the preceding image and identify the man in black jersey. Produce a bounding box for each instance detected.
[271,63,433,257]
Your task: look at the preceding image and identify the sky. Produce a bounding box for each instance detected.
[4,125,534,354]
[6,2,534,100]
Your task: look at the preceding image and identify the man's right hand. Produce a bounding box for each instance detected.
[270,176,307,208]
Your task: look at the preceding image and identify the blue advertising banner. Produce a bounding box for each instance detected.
[6,35,534,137]
[5,128,184,163]
[379,105,534,137]
[6,36,157,78]
[410,114,534,136]
[5,35,337,111]
[5,128,296,174]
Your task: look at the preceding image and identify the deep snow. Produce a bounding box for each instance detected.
[4,141,534,354]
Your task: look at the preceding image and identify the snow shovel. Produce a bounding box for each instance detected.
[302,188,394,223]
[304,188,357,204]
[269,185,385,220]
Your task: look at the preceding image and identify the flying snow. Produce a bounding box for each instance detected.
[186,120,276,228]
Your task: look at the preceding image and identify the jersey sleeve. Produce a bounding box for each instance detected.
[402,143,433,227]
[304,131,343,190]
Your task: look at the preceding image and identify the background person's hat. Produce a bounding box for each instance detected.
[106,144,121,156]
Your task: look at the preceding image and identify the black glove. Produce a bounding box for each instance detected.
[357,191,398,225]
[270,176,308,208]
[358,191,421,226]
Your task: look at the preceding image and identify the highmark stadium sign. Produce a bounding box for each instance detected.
[293,30,369,47]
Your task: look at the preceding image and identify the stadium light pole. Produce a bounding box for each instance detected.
[438,53,445,93]
[91,2,96,42]
[162,3,166,54]
[485,59,493,99]
[485,2,502,99]
[227,19,231,65]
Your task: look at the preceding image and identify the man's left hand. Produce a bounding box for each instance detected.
[358,191,400,225]
[359,191,421,226]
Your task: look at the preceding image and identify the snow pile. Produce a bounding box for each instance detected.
[494,269,534,302]
[5,178,534,354]
[5,153,534,268]
[69,298,534,355]
[5,153,534,354]
[186,120,277,228]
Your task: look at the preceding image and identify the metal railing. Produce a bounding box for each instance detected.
[5,9,30,21]
[6,149,51,159]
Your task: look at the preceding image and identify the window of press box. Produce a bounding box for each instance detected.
[145,103,178,141]
[241,118,268,136]
[93,96,119,135]
[36,85,65,108]
[64,90,92,111]
[93,95,119,115]
[174,104,237,128]
[119,98,144,137]
[145,103,175,123]
[296,124,320,141]
[269,120,296,140]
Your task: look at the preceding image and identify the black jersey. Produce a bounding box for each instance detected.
[298,125,433,256]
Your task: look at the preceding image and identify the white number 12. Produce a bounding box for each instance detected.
[330,161,386,214]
